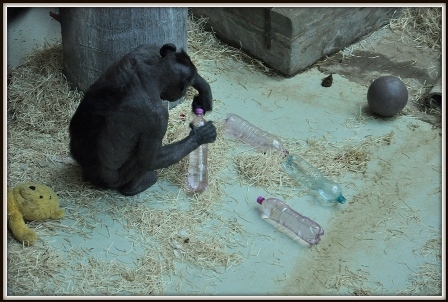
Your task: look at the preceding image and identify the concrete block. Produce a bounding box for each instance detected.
[191,7,400,77]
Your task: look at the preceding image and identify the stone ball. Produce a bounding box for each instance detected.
[367,76,408,117]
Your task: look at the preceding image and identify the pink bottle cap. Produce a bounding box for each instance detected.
[195,107,204,115]
[256,196,265,204]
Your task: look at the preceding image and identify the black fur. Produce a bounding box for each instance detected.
[69,43,216,196]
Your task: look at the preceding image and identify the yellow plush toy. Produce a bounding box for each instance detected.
[7,183,64,246]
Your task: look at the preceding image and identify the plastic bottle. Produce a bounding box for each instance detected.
[283,154,346,204]
[223,113,288,155]
[222,113,346,204]
[187,108,208,193]
[256,196,324,245]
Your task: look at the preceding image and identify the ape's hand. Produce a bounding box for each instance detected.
[191,74,213,114]
[192,94,213,114]
[189,120,217,145]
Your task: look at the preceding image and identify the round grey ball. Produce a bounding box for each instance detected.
[367,76,408,117]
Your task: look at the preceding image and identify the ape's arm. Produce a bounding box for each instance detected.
[143,120,217,170]
[192,74,213,113]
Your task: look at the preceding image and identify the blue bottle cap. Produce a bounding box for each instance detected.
[337,195,346,204]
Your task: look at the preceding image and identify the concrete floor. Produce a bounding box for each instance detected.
[185,34,443,295]
[6,7,444,297]
[6,7,61,68]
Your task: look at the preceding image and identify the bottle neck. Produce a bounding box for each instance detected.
[195,108,204,116]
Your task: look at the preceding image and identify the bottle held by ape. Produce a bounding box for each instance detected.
[187,108,208,193]
[283,154,346,204]
[256,196,324,245]
[223,113,288,155]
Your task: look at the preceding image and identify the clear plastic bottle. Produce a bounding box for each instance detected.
[222,113,345,203]
[283,154,346,204]
[256,196,324,245]
[223,113,288,155]
[187,108,208,193]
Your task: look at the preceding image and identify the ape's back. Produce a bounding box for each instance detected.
[68,44,163,166]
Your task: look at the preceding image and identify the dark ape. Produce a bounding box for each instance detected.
[69,43,217,196]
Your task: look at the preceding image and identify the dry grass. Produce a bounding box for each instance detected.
[399,235,442,296]
[389,7,442,51]
[232,132,394,198]
[389,7,443,118]
[187,12,274,75]
[6,13,249,296]
[6,9,441,296]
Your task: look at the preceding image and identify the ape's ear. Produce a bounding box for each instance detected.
[160,43,177,57]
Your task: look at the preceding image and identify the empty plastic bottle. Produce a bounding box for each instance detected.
[223,113,288,155]
[256,196,324,245]
[187,108,208,193]
[222,113,346,204]
[283,154,346,204]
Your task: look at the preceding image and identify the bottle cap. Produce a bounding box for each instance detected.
[195,107,204,115]
[337,195,346,204]
[256,196,265,204]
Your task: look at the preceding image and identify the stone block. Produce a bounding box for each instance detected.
[191,7,400,77]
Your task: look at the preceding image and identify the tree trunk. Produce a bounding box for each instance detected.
[59,7,188,93]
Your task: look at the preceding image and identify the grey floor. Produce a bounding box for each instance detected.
[180,55,443,296]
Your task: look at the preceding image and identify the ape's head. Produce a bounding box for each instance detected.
[159,44,197,102]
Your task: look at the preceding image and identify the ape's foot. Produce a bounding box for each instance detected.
[119,171,157,196]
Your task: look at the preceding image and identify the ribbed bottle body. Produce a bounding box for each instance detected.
[187,144,208,192]
[283,154,346,204]
[257,196,324,245]
[187,109,208,193]
[224,113,285,153]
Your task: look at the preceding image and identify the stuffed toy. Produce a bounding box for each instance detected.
[7,183,64,246]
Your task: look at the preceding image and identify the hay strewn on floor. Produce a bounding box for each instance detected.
[399,236,442,296]
[6,13,251,296]
[6,11,274,296]
[232,131,394,199]
[6,10,441,296]
[187,12,275,75]
[389,7,443,118]
[389,7,442,51]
